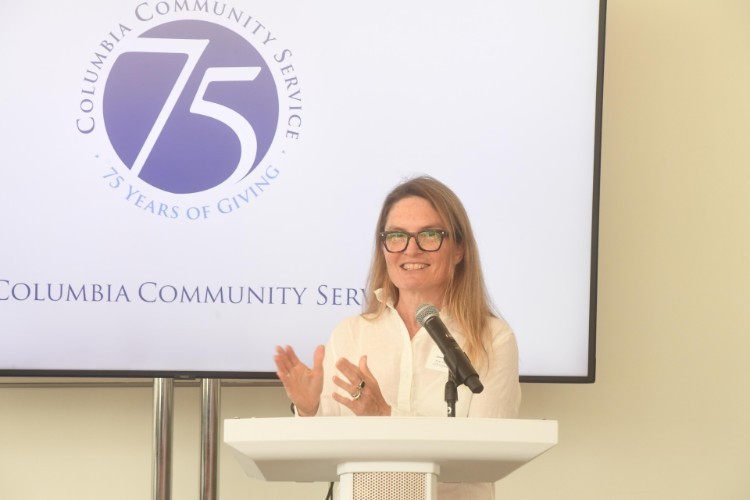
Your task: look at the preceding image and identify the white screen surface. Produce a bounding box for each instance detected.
[0,0,603,381]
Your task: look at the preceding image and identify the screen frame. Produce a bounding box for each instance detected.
[0,0,606,384]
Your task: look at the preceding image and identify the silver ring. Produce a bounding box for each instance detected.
[351,387,362,400]
[357,379,366,390]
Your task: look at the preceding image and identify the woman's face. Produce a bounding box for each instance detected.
[383,196,464,304]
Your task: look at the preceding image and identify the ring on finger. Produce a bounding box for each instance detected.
[351,387,362,400]
[357,379,365,390]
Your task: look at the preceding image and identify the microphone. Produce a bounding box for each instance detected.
[416,304,483,394]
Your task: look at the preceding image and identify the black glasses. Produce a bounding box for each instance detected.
[379,229,448,253]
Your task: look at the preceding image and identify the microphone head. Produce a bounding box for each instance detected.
[416,303,439,326]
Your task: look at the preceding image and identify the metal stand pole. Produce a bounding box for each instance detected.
[444,373,457,418]
[152,378,174,500]
[200,379,221,500]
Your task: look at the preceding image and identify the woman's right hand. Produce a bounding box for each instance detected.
[274,344,325,416]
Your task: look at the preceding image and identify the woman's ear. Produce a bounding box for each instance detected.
[453,242,465,266]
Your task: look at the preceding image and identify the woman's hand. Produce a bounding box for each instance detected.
[332,355,391,416]
[274,345,325,416]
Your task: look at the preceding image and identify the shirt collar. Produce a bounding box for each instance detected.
[373,288,395,310]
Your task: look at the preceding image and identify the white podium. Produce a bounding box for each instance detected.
[224,417,557,500]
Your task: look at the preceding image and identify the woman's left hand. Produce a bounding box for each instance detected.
[332,355,391,416]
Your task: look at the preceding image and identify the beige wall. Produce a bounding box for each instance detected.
[2,1,749,498]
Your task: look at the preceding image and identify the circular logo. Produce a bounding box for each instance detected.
[77,5,302,220]
[104,20,279,194]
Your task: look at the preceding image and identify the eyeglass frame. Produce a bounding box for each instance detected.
[378,229,449,253]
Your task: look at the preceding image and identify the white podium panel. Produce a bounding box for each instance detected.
[224,417,557,485]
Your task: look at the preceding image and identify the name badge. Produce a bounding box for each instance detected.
[426,345,449,373]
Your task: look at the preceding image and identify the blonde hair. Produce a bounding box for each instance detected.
[363,176,497,365]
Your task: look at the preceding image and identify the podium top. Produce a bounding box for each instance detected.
[224,416,557,483]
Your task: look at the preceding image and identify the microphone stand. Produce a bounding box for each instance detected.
[444,372,458,418]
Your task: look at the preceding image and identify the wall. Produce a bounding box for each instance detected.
[1,1,749,499]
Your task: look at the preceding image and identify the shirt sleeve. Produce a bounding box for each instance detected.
[314,318,349,416]
[465,319,522,419]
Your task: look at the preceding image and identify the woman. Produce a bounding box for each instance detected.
[274,175,521,499]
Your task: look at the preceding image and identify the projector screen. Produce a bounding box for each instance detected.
[0,0,604,382]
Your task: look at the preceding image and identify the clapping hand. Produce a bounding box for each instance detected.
[274,345,325,416]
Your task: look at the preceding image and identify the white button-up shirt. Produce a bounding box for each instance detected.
[317,296,521,499]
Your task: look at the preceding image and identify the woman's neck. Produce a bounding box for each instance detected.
[395,293,443,339]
